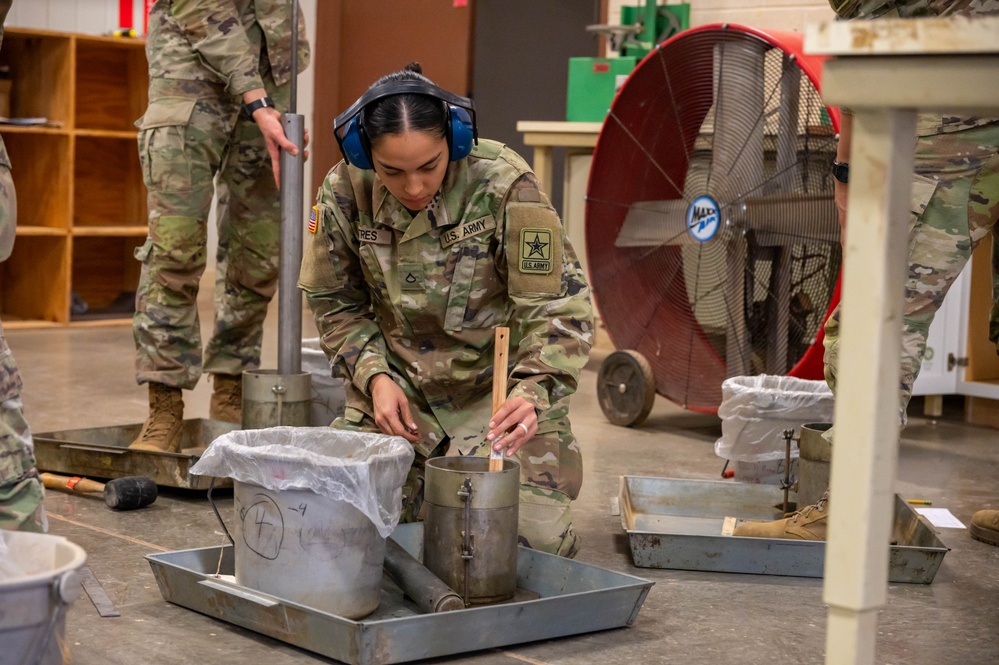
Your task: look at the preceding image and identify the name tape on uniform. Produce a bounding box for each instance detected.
[357,227,392,245]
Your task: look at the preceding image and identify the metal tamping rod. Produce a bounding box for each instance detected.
[278,0,304,375]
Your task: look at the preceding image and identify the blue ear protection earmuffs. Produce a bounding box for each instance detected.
[333,79,478,171]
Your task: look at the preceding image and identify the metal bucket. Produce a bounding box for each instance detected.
[423,456,519,605]
[242,369,311,429]
[0,532,86,665]
[798,423,833,508]
[233,481,385,618]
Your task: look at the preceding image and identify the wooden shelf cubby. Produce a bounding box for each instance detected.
[0,28,148,327]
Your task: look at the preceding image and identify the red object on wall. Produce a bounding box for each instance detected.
[119,0,133,27]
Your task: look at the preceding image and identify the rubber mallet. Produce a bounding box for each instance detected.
[41,472,158,510]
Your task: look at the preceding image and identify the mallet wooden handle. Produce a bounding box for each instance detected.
[41,472,105,494]
[489,327,510,472]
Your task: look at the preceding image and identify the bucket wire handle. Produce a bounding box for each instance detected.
[208,476,235,547]
[458,476,474,606]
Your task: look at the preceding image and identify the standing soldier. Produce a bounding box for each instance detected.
[130,0,310,452]
[735,0,999,543]
[0,0,46,532]
[300,64,594,557]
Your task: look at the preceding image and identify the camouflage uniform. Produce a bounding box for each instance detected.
[823,0,999,422]
[134,0,309,389]
[299,140,594,557]
[0,0,46,533]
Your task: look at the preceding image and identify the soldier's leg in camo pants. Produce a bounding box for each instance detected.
[516,428,583,558]
[134,79,239,390]
[824,123,999,422]
[0,396,46,532]
[203,81,286,377]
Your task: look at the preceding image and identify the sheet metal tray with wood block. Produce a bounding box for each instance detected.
[33,419,239,490]
[146,523,654,665]
[620,476,948,584]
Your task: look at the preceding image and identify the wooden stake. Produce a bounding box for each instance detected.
[489,327,510,471]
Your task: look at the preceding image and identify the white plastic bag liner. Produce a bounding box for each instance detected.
[191,427,414,538]
[714,375,834,462]
[302,337,345,427]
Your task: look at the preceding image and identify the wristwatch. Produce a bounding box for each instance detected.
[832,160,850,184]
[243,96,275,121]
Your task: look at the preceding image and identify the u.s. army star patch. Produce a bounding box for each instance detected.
[519,228,553,274]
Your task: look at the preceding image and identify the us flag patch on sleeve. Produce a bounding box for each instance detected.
[307,206,318,234]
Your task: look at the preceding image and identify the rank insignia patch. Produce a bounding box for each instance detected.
[519,228,553,274]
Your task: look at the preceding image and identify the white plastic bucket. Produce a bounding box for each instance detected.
[233,481,385,618]
[0,532,87,665]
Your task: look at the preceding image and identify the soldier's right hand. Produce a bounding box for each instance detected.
[370,373,420,443]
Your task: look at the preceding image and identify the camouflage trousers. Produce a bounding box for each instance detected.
[133,76,289,390]
[331,410,581,558]
[0,396,46,533]
[824,121,999,423]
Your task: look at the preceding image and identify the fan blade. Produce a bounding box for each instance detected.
[774,56,803,194]
[709,39,766,203]
[742,194,839,245]
[615,199,696,247]
[725,238,751,377]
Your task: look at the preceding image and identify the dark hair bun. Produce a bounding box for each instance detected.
[404,62,423,75]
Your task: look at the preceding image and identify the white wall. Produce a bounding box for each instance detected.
[609,0,835,33]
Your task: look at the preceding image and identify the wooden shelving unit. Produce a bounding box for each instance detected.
[0,28,147,327]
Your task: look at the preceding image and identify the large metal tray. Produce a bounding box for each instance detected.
[34,419,239,490]
[620,476,949,584]
[146,523,653,665]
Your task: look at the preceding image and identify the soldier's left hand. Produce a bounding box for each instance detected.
[487,396,538,457]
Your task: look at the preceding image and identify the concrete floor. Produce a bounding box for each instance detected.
[6,299,999,665]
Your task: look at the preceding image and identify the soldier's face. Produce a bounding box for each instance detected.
[371,130,450,212]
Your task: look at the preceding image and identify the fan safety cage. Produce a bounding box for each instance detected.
[586,24,842,414]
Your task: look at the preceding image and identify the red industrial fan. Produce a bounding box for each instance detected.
[587,24,842,426]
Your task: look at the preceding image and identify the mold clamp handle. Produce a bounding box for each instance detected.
[489,326,510,472]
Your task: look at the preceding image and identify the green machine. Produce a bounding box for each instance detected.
[567,1,690,122]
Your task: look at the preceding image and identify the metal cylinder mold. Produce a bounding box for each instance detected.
[241,369,312,429]
[423,456,520,605]
[798,422,832,508]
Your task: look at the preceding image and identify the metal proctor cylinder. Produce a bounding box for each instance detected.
[798,422,832,508]
[241,369,312,429]
[278,112,305,376]
[423,456,519,606]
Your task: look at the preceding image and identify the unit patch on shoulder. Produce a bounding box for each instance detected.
[519,228,553,274]
[505,201,563,296]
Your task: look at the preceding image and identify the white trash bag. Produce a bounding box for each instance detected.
[191,427,414,538]
[714,375,834,463]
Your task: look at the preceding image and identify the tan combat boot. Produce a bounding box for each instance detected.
[129,383,184,453]
[210,373,242,424]
[969,510,999,546]
[733,491,829,540]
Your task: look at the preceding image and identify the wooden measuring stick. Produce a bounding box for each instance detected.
[489,327,510,472]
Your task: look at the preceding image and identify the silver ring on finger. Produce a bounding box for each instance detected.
[517,422,530,436]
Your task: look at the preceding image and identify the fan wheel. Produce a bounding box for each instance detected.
[597,350,656,427]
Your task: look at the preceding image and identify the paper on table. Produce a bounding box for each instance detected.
[914,507,965,529]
